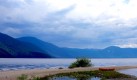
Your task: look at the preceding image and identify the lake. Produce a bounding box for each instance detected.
[0,58,137,77]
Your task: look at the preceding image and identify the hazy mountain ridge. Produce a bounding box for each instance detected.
[17,37,137,58]
[17,37,71,58]
[0,33,52,58]
[1,32,137,58]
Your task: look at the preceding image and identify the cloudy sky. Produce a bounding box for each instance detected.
[1,0,137,48]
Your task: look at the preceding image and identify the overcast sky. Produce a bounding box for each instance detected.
[1,0,137,48]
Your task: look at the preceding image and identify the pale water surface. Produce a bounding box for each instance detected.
[119,68,137,77]
[0,58,137,71]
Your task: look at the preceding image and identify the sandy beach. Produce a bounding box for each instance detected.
[0,66,137,80]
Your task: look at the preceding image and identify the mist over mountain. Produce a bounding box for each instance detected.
[1,32,137,58]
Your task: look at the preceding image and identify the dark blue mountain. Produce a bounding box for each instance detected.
[17,37,71,58]
[102,46,137,58]
[61,48,100,58]
[1,32,137,58]
[19,37,93,58]
[18,37,137,58]
[0,48,13,58]
[63,46,137,58]
[0,33,52,58]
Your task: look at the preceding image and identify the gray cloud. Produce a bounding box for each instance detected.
[1,0,137,48]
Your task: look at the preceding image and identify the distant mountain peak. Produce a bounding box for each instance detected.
[105,46,120,49]
[18,36,39,40]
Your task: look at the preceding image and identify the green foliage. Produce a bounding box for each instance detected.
[17,74,28,80]
[17,74,41,80]
[43,70,132,80]
[32,76,41,80]
[69,58,92,68]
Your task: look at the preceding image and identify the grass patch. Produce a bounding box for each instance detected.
[40,70,132,80]
[17,74,40,80]
[17,74,28,80]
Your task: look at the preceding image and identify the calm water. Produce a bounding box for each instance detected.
[119,68,137,77]
[0,58,137,71]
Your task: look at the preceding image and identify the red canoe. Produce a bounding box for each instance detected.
[99,68,115,71]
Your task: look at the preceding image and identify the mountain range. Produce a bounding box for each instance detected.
[0,33,52,58]
[0,32,137,58]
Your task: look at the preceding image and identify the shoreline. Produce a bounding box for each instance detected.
[1,66,137,80]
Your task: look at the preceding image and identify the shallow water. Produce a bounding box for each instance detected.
[119,68,137,77]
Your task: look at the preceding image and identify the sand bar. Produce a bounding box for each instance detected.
[1,66,137,80]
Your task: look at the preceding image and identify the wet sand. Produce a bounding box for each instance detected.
[0,65,137,80]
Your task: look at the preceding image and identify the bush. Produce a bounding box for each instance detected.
[69,58,92,68]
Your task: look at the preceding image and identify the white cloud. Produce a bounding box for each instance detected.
[65,0,137,27]
[2,0,137,25]
[117,43,137,48]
